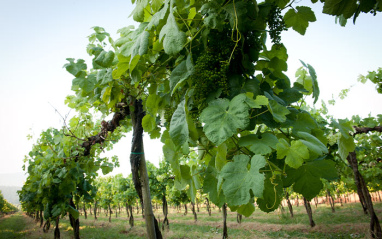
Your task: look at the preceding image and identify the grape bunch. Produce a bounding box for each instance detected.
[191,31,235,112]
[267,5,287,45]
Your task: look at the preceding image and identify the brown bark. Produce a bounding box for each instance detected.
[191,202,197,222]
[108,204,112,222]
[129,205,134,228]
[237,213,242,224]
[285,191,294,218]
[54,216,60,239]
[43,219,50,233]
[327,190,335,213]
[80,103,130,158]
[69,198,80,239]
[83,204,87,219]
[205,198,212,216]
[303,197,315,227]
[162,195,169,231]
[222,203,228,239]
[354,126,382,135]
[40,210,43,227]
[347,152,382,238]
[126,203,130,218]
[94,201,97,220]
[184,203,188,215]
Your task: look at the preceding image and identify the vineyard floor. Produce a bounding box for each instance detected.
[1,202,381,239]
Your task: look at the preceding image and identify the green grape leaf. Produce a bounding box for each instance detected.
[113,55,130,79]
[187,164,202,202]
[200,94,249,146]
[284,160,338,201]
[142,114,156,132]
[130,0,149,22]
[261,44,288,62]
[278,88,303,104]
[338,135,356,161]
[163,138,181,178]
[257,174,283,213]
[277,139,309,169]
[64,58,87,77]
[221,155,266,206]
[131,30,150,58]
[215,143,227,171]
[146,94,161,116]
[267,100,290,123]
[322,0,358,18]
[300,60,319,103]
[203,164,225,207]
[51,205,62,217]
[95,51,115,68]
[68,205,79,220]
[169,100,189,147]
[291,112,317,135]
[147,0,169,29]
[159,11,186,55]
[170,54,194,94]
[245,94,269,109]
[298,131,328,155]
[332,119,354,139]
[186,114,198,141]
[44,203,51,219]
[101,162,113,175]
[151,0,163,12]
[72,73,96,94]
[239,133,279,155]
[284,6,316,35]
[129,31,150,72]
[236,200,255,217]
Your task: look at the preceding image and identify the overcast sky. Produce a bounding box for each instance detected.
[0,1,381,186]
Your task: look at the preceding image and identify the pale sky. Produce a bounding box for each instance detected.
[0,1,381,186]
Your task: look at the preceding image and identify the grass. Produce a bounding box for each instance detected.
[0,201,380,238]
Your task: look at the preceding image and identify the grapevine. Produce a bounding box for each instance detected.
[267,4,287,45]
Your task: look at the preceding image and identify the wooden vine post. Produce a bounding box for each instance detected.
[130,99,162,239]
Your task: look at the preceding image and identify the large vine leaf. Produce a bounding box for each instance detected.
[169,100,188,147]
[129,30,150,71]
[163,138,181,179]
[284,6,316,35]
[170,54,194,94]
[298,131,328,156]
[142,114,156,132]
[291,112,317,135]
[200,94,250,146]
[203,163,225,207]
[276,139,309,169]
[221,155,266,206]
[338,135,356,161]
[257,173,283,213]
[236,199,255,217]
[130,0,149,22]
[267,100,290,122]
[300,60,319,103]
[322,0,358,19]
[332,119,354,139]
[159,9,186,55]
[284,160,338,201]
[238,133,279,155]
[215,143,227,171]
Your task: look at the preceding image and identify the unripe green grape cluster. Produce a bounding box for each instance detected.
[191,31,235,113]
[267,5,287,45]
